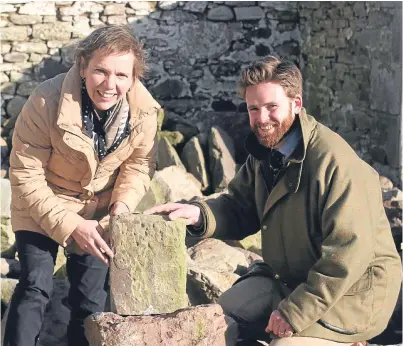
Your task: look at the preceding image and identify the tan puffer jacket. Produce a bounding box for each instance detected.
[9,64,160,247]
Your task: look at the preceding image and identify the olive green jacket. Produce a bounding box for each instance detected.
[193,110,401,342]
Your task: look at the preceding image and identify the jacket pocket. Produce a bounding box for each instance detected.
[319,267,374,334]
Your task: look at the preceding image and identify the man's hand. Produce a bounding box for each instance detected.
[110,201,130,217]
[144,203,202,226]
[71,220,114,266]
[266,310,294,338]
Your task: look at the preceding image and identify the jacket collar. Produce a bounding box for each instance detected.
[56,64,160,135]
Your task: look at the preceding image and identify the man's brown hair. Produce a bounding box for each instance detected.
[238,56,302,99]
[75,24,147,79]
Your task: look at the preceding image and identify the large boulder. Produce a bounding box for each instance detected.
[84,305,238,346]
[186,239,261,305]
[209,126,236,192]
[1,217,15,259]
[135,166,202,212]
[108,214,187,315]
[181,136,209,191]
[156,136,185,170]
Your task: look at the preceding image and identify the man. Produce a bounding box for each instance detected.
[145,56,402,345]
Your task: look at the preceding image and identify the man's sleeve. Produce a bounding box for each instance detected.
[188,155,260,240]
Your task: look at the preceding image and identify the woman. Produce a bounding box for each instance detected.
[5,25,160,346]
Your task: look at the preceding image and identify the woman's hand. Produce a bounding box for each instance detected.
[109,201,130,217]
[71,220,114,265]
[144,203,202,226]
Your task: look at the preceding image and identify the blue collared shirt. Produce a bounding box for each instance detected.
[274,124,302,160]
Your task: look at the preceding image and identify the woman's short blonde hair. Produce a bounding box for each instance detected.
[74,24,147,79]
[238,56,302,99]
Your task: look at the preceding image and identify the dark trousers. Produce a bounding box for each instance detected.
[218,274,288,343]
[3,231,108,346]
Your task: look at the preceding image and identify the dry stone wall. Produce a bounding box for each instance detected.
[0,1,401,184]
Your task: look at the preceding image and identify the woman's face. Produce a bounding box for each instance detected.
[80,50,135,111]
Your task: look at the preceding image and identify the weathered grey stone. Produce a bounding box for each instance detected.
[1,82,16,95]
[161,10,198,23]
[18,1,56,15]
[1,179,11,218]
[128,1,155,11]
[3,53,29,63]
[0,43,11,54]
[108,214,187,315]
[183,1,208,13]
[0,258,20,277]
[43,15,57,23]
[72,17,93,38]
[207,6,234,21]
[152,78,190,99]
[13,42,48,54]
[225,1,257,6]
[5,96,27,123]
[9,14,42,25]
[234,6,264,21]
[1,217,15,259]
[181,137,209,191]
[106,16,127,25]
[59,1,103,16]
[85,305,238,346]
[33,23,73,41]
[0,4,16,13]
[155,166,203,202]
[379,176,394,191]
[209,126,236,192]
[158,1,179,10]
[157,136,185,170]
[104,4,126,16]
[0,73,9,84]
[16,81,41,97]
[1,26,29,41]
[159,130,185,147]
[1,278,17,306]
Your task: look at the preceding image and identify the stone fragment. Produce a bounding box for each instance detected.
[159,130,185,147]
[0,73,9,84]
[3,53,29,63]
[103,4,126,16]
[16,81,41,97]
[181,136,209,191]
[1,217,16,259]
[59,1,103,16]
[158,1,178,10]
[0,4,16,13]
[5,96,27,127]
[14,41,48,54]
[9,72,32,83]
[209,126,236,192]
[183,1,208,13]
[380,176,394,191]
[207,6,234,21]
[9,14,42,25]
[1,179,11,218]
[108,214,187,315]
[157,136,185,170]
[1,82,16,95]
[33,23,73,40]
[1,26,29,41]
[128,1,155,11]
[0,43,11,54]
[1,278,17,306]
[18,1,56,15]
[234,6,265,20]
[84,305,238,346]
[106,16,127,25]
[0,258,20,277]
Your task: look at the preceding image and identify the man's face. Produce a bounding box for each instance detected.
[245,82,301,148]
